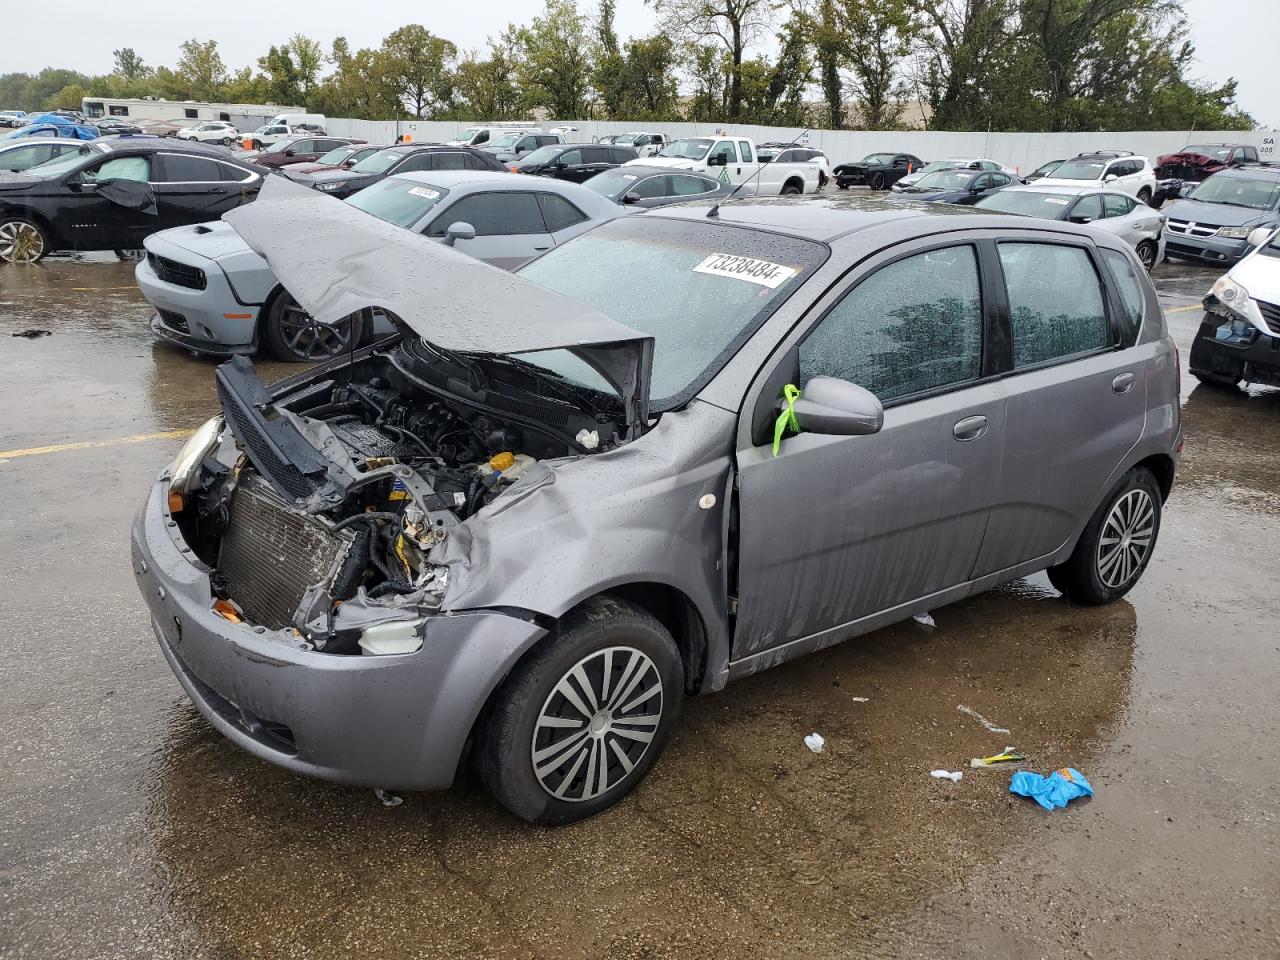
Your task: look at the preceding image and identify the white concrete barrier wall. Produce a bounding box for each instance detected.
[323,117,1274,174]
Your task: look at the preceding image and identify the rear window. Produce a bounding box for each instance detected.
[515,217,828,408]
[975,191,1075,217]
[346,177,448,228]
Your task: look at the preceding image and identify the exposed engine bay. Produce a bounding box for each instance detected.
[171,339,626,654]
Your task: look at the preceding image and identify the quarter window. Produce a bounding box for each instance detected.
[1100,249,1144,344]
[431,192,546,236]
[999,243,1108,367]
[537,192,587,232]
[799,245,983,402]
[670,174,712,196]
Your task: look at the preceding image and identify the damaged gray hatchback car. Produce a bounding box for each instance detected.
[132,177,1182,824]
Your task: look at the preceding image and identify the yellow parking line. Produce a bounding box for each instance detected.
[1164,304,1203,313]
[0,429,192,462]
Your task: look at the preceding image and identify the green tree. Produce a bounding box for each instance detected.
[380,24,458,118]
[593,0,628,118]
[452,38,523,119]
[648,0,773,120]
[288,34,324,100]
[685,43,728,121]
[175,38,228,100]
[257,45,301,105]
[514,0,594,119]
[837,0,921,129]
[42,82,89,111]
[622,35,680,118]
[112,48,151,81]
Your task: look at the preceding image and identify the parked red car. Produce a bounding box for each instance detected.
[280,143,384,177]
[249,136,367,170]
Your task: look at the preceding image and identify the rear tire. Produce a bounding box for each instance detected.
[1047,468,1162,606]
[220,137,231,146]
[781,179,803,195]
[1135,239,1157,272]
[262,290,366,362]
[480,595,684,825]
[0,216,50,264]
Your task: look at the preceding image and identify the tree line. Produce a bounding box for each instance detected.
[0,0,1254,132]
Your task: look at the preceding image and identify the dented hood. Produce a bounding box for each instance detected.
[223,176,654,428]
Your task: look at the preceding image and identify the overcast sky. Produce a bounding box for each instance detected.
[6,0,1275,128]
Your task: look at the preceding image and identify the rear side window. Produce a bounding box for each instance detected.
[429,152,467,171]
[609,146,637,163]
[159,154,223,182]
[1100,248,1145,344]
[999,243,1108,367]
[583,146,610,164]
[432,191,546,236]
[537,192,587,232]
[800,245,983,403]
[672,175,714,195]
[464,152,495,171]
[739,141,753,162]
[1103,193,1134,217]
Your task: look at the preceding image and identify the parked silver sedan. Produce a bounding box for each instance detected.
[136,172,622,362]
[975,184,1166,270]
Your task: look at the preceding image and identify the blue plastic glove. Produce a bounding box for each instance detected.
[1009,768,1093,810]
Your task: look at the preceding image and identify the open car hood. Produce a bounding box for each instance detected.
[223,175,653,431]
[1156,151,1224,169]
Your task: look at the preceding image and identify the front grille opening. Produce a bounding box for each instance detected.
[158,309,190,334]
[149,252,207,290]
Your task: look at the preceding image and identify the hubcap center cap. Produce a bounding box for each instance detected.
[588,710,612,735]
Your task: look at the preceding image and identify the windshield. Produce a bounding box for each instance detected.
[975,190,1075,218]
[658,138,712,161]
[351,149,404,174]
[21,145,99,179]
[582,169,641,199]
[513,217,827,408]
[1045,159,1107,181]
[1186,176,1280,210]
[521,145,563,165]
[908,170,974,190]
[488,134,521,148]
[316,146,354,164]
[1184,144,1233,160]
[1034,160,1064,175]
[862,153,895,164]
[454,128,481,142]
[345,177,448,228]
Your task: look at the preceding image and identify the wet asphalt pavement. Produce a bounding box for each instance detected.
[1,253,1277,960]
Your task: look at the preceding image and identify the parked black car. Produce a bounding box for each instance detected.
[511,143,639,182]
[892,168,1017,204]
[0,138,262,263]
[290,144,507,199]
[833,152,926,190]
[582,165,732,209]
[94,118,145,136]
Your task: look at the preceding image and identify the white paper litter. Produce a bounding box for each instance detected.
[374,788,403,807]
[803,733,825,753]
[913,612,936,627]
[931,769,963,782]
[956,704,1011,735]
[850,696,870,703]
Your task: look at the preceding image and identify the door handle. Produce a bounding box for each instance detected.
[952,415,988,441]
[533,245,550,251]
[1111,372,1136,395]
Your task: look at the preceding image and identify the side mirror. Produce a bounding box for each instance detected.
[284,149,295,157]
[1103,173,1117,183]
[707,154,727,167]
[443,221,476,245]
[1247,226,1274,248]
[787,377,883,437]
[622,191,641,204]
[1069,214,1093,224]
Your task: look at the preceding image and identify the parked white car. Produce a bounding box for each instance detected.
[976,184,1166,270]
[893,157,1014,191]
[627,136,820,195]
[1034,151,1157,206]
[176,121,240,145]
[758,144,832,188]
[1188,225,1280,388]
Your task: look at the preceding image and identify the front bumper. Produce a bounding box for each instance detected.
[1188,311,1280,386]
[136,255,262,354]
[834,169,869,187]
[131,477,547,790]
[1162,231,1251,264]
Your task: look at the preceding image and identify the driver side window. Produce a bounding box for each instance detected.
[86,156,151,182]
[799,245,984,403]
[710,141,738,165]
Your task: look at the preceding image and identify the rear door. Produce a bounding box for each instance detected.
[425,189,553,269]
[152,152,246,231]
[733,241,1005,658]
[971,237,1146,576]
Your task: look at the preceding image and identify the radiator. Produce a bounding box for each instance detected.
[218,475,355,630]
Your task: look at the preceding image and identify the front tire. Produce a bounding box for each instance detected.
[871,172,886,190]
[262,290,366,362]
[1048,468,1162,605]
[1135,239,1157,272]
[480,596,684,825]
[1137,186,1153,206]
[0,216,50,263]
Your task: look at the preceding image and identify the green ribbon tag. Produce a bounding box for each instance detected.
[772,383,800,456]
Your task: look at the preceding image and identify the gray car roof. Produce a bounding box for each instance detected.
[996,183,1131,198]
[390,170,622,218]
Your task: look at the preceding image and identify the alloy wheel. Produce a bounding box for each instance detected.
[1096,488,1156,588]
[530,645,664,802]
[275,295,357,360]
[0,221,45,263]
[1136,242,1156,271]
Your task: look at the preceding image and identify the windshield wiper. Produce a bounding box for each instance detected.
[420,339,488,391]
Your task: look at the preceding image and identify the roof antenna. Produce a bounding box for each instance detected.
[707,127,812,218]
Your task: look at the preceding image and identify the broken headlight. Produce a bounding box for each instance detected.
[170,416,224,497]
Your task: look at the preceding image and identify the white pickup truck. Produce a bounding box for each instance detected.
[626,135,820,195]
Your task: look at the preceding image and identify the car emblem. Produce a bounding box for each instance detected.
[1188,222,1197,229]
